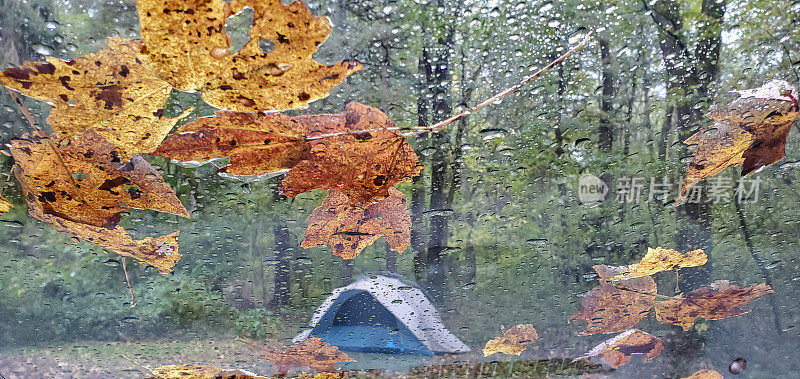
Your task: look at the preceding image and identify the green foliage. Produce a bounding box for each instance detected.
[1,0,800,376]
[233,309,279,340]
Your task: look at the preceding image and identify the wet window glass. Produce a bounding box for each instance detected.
[0,0,798,377]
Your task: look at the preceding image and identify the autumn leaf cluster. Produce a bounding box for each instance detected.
[480,246,773,375]
[0,0,421,272]
[571,247,772,334]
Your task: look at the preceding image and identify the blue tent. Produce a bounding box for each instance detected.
[293,274,470,355]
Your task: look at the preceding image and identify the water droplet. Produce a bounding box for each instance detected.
[33,44,54,56]
[480,128,507,141]
[729,357,747,374]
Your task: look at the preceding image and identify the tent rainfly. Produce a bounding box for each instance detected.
[293,274,471,355]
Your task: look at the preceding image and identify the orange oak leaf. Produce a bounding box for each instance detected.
[16,174,181,273]
[149,364,264,378]
[137,0,361,112]
[281,102,421,203]
[262,338,355,376]
[681,369,723,379]
[578,329,663,369]
[0,38,191,159]
[301,188,411,259]
[10,130,188,228]
[153,110,312,176]
[610,247,707,281]
[571,265,656,335]
[654,280,773,330]
[482,324,539,357]
[680,79,799,201]
[0,194,11,214]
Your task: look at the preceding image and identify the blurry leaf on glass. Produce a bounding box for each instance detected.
[610,247,707,281]
[577,329,663,369]
[681,369,724,379]
[136,0,361,111]
[482,324,539,357]
[571,265,657,335]
[262,338,355,377]
[149,364,264,378]
[654,281,773,330]
[680,79,799,202]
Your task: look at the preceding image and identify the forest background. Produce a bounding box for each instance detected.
[1,0,799,376]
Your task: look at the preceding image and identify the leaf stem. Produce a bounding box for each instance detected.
[122,256,136,306]
[611,283,684,301]
[411,31,594,136]
[5,88,39,130]
[305,31,593,142]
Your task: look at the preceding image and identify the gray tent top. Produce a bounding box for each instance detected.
[293,274,470,355]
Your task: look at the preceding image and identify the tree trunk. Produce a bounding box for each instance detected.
[425,31,454,303]
[340,260,354,284]
[385,243,397,273]
[250,220,266,307]
[269,190,294,308]
[464,238,476,285]
[598,37,614,152]
[411,49,432,283]
[270,218,293,307]
[649,0,726,375]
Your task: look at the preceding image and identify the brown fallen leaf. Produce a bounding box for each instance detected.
[156,102,420,203]
[153,110,312,176]
[578,329,663,369]
[0,38,190,158]
[610,247,707,281]
[17,179,181,273]
[150,364,264,378]
[302,188,411,259]
[297,373,347,379]
[681,369,724,379]
[571,265,656,335]
[10,130,189,228]
[262,338,355,376]
[0,194,11,214]
[137,0,361,112]
[482,324,539,357]
[680,79,799,201]
[654,280,773,330]
[281,102,421,203]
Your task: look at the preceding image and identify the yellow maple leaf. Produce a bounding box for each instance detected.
[681,369,723,379]
[137,0,361,112]
[611,247,707,281]
[0,194,11,214]
[0,38,191,159]
[150,364,264,378]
